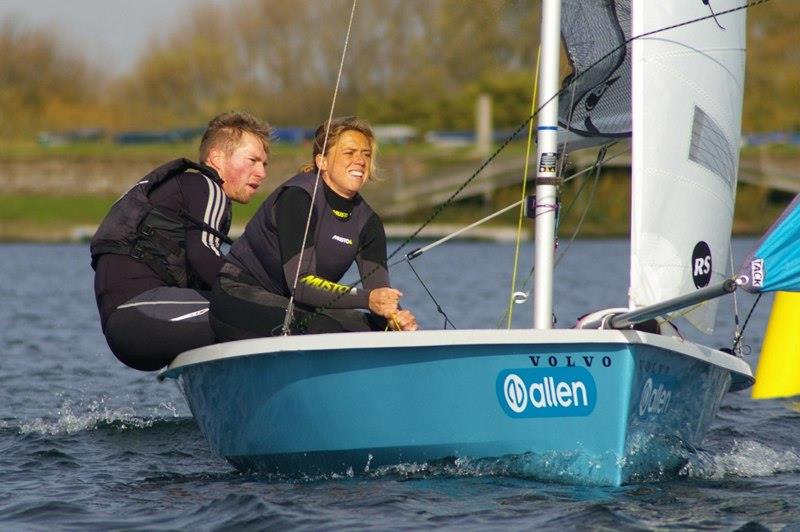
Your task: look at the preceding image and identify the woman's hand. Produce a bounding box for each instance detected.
[388,309,418,331]
[368,287,403,317]
[368,288,419,331]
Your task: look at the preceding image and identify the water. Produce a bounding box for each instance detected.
[2,240,800,530]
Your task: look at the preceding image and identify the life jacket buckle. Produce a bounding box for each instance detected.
[131,245,144,260]
[141,224,154,237]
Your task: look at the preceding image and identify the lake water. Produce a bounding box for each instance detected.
[2,239,799,530]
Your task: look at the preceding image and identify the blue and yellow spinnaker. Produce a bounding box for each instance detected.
[737,194,800,399]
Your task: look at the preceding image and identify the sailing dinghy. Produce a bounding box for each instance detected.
[160,0,759,486]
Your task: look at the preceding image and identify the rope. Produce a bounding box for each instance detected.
[732,293,762,354]
[391,142,624,273]
[507,46,540,329]
[386,1,767,326]
[296,0,768,326]
[729,241,743,352]
[386,0,769,265]
[405,259,457,330]
[495,143,614,327]
[281,0,358,336]
[389,200,524,268]
[554,146,607,264]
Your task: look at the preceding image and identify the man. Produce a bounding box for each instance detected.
[91,111,271,371]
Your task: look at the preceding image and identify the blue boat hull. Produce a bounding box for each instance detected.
[161,330,753,486]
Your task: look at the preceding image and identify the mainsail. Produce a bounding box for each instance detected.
[629,0,746,333]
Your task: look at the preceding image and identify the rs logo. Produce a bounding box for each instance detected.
[692,241,712,288]
[694,256,711,276]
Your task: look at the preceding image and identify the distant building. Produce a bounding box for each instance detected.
[424,130,473,148]
[37,127,106,146]
[424,129,521,148]
[742,132,800,147]
[272,127,314,145]
[372,125,418,145]
[113,127,204,145]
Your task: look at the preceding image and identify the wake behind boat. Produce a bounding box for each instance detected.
[158,0,782,486]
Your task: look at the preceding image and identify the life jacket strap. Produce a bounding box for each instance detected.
[179,208,234,245]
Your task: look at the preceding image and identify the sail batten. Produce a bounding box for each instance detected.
[689,105,737,190]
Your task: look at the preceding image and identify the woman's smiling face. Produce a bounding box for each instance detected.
[317,130,372,199]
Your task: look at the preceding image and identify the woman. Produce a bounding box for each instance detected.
[210,116,417,339]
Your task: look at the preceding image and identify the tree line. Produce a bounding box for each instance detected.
[0,0,797,141]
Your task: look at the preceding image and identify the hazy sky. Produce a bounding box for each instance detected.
[0,0,222,75]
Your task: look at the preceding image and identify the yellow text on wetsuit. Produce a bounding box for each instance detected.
[300,274,354,295]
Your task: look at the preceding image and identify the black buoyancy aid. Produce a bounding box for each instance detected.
[90,158,231,288]
[228,172,375,295]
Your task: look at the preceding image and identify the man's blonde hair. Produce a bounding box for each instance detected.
[199,111,272,163]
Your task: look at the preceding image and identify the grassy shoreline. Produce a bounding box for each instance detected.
[0,181,789,243]
[1,142,795,242]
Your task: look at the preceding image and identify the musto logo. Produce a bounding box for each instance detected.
[497,368,597,418]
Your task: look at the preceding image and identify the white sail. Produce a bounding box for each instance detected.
[629,0,746,332]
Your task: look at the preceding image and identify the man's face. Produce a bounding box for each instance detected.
[209,132,268,204]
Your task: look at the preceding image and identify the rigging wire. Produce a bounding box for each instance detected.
[729,240,744,354]
[496,144,613,328]
[553,146,607,266]
[393,145,628,270]
[506,39,581,328]
[382,1,768,328]
[303,0,769,326]
[396,147,605,331]
[507,46,541,329]
[405,259,457,330]
[281,0,358,335]
[385,0,769,266]
[388,200,524,268]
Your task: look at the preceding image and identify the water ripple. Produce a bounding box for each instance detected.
[2,241,799,530]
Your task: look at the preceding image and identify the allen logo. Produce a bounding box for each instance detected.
[638,376,674,417]
[497,368,596,418]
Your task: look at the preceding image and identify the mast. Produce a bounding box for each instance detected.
[533,0,562,329]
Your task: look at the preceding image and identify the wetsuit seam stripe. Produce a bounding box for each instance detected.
[202,177,224,256]
[117,301,209,309]
[208,177,223,254]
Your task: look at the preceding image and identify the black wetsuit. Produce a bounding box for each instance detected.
[210,172,390,339]
[93,166,231,370]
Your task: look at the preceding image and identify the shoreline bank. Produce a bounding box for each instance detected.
[3,223,531,244]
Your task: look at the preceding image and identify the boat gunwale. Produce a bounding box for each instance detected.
[159,328,753,385]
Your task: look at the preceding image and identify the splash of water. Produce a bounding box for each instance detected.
[681,439,800,480]
[17,397,183,436]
